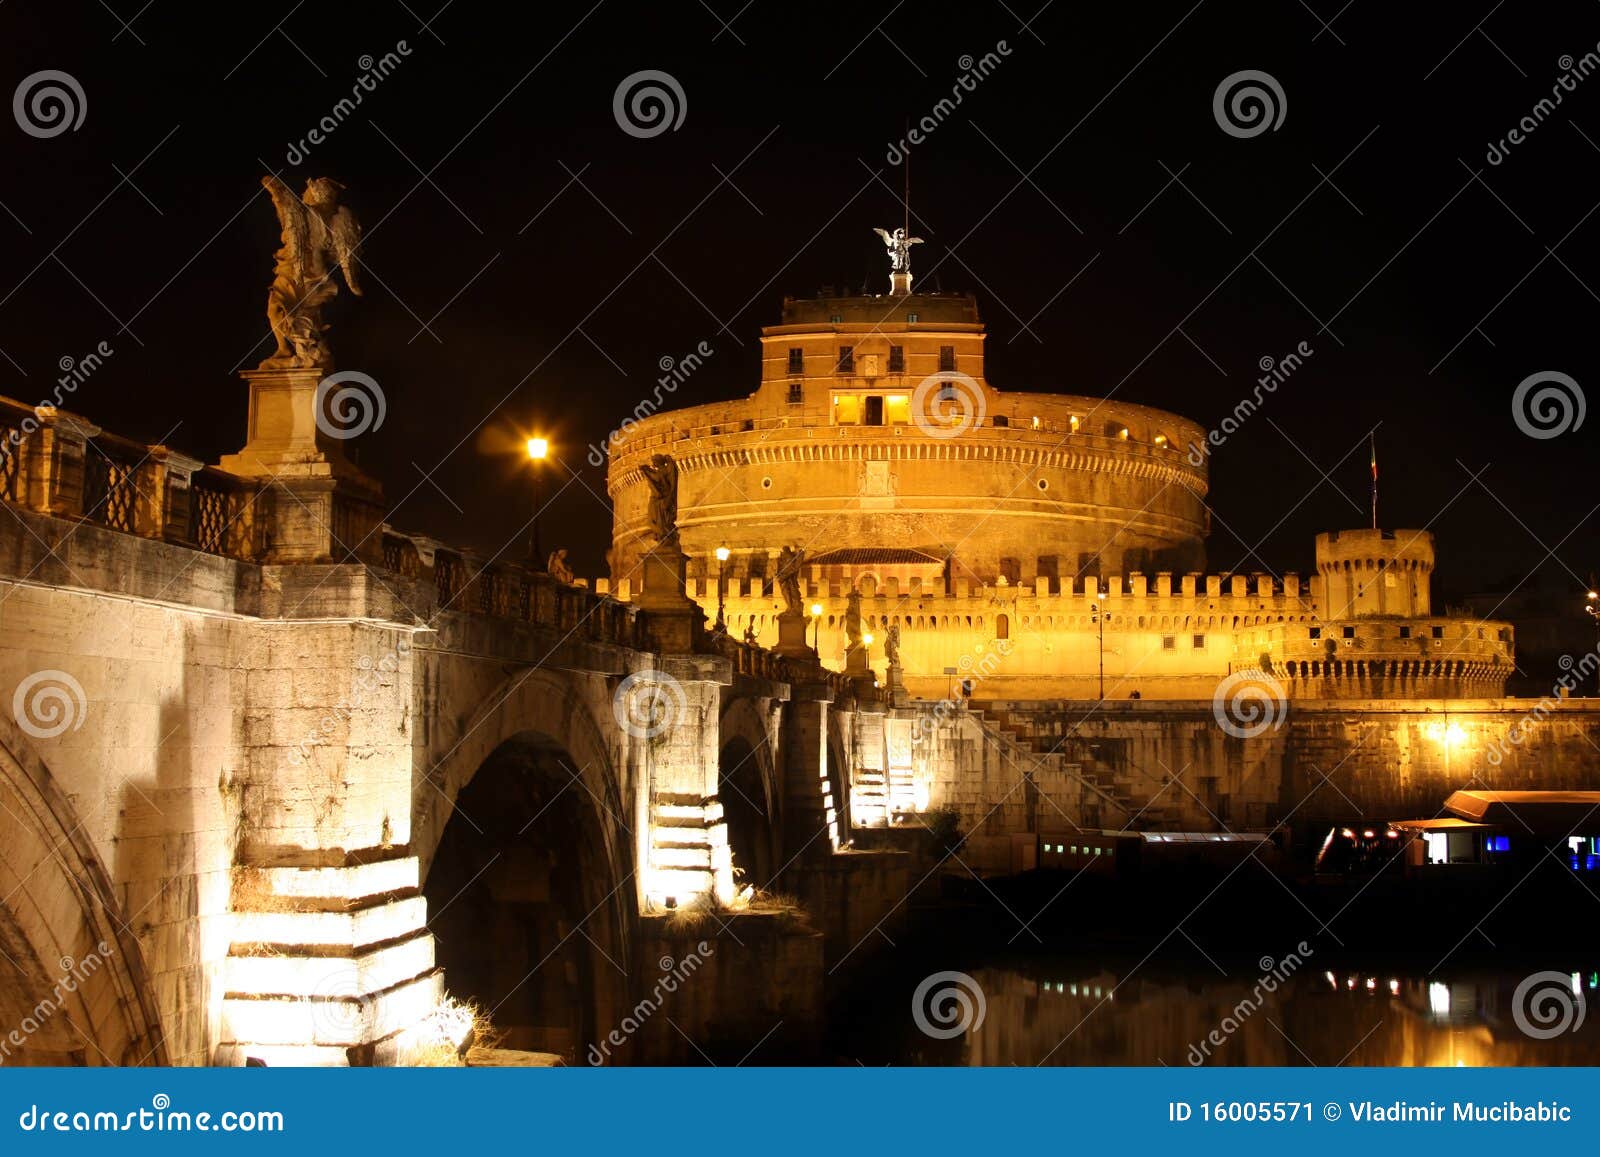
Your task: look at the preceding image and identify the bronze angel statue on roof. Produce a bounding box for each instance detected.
[873,226,923,274]
[260,175,363,369]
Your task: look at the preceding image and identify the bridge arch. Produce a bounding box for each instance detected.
[417,669,634,1061]
[0,716,166,1065]
[717,696,781,891]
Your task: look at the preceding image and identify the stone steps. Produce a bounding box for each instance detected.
[646,796,732,906]
[213,851,446,1067]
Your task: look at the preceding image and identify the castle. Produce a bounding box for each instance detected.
[601,286,1515,702]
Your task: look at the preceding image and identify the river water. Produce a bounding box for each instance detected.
[836,955,1600,1066]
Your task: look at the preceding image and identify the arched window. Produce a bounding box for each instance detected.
[996,614,1010,640]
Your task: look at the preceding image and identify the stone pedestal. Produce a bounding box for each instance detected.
[772,610,816,659]
[845,643,870,676]
[219,367,384,564]
[885,663,909,708]
[635,541,701,654]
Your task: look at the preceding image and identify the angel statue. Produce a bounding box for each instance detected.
[260,175,363,369]
[844,587,863,649]
[547,548,576,585]
[873,226,924,274]
[640,454,679,547]
[775,544,806,617]
[885,623,901,667]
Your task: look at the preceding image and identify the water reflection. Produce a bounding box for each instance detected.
[863,961,1600,1066]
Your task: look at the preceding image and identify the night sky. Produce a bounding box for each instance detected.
[6,0,1600,610]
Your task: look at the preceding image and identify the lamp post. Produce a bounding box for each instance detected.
[1092,591,1108,701]
[525,436,549,566]
[810,602,823,651]
[1586,588,1599,695]
[715,546,730,633]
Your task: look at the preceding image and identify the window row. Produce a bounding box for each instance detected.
[783,345,958,375]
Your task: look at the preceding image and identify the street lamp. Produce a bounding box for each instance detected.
[1586,589,1599,694]
[810,602,823,650]
[525,436,549,566]
[715,546,730,633]
[1092,591,1108,701]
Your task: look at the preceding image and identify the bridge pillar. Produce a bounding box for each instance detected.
[782,682,842,858]
[213,583,445,1065]
[641,654,737,910]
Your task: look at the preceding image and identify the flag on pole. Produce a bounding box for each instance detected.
[1370,432,1378,531]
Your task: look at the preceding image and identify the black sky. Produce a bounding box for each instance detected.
[5,0,1600,608]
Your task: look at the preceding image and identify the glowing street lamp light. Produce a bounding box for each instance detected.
[715,546,730,633]
[810,602,823,650]
[526,436,550,565]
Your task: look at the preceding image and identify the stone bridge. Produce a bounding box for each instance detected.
[0,393,910,1067]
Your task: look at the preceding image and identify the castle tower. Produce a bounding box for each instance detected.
[1315,528,1434,619]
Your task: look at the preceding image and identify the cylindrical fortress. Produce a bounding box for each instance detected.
[1316,528,1435,619]
[605,293,1210,588]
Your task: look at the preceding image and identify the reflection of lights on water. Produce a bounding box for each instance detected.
[1389,979,1400,995]
[1574,972,1583,996]
[1429,981,1451,1016]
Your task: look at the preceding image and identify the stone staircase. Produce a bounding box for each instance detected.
[850,766,918,828]
[215,850,444,1066]
[968,703,1180,830]
[647,794,734,905]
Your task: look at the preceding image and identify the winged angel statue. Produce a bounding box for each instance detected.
[873,226,923,274]
[260,175,363,368]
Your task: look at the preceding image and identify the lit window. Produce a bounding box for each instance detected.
[906,312,919,323]
[884,394,910,425]
[833,395,861,424]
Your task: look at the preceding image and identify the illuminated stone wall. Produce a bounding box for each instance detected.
[869,699,1600,872]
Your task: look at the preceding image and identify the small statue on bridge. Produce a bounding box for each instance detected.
[845,587,863,650]
[743,622,758,647]
[260,175,363,369]
[547,548,576,585]
[775,544,806,616]
[640,454,679,548]
[885,622,901,667]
